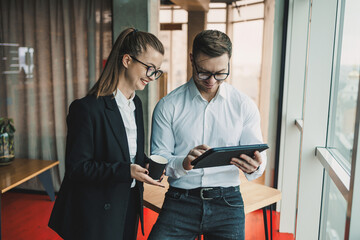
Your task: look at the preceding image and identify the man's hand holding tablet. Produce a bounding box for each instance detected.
[230,150,262,174]
[190,144,269,170]
[183,144,211,170]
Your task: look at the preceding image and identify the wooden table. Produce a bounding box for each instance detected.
[144,177,282,240]
[0,158,59,240]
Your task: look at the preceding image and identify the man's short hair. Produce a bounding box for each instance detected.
[192,30,232,61]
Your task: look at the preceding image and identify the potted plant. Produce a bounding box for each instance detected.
[0,117,16,165]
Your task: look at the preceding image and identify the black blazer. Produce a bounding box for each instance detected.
[49,94,149,240]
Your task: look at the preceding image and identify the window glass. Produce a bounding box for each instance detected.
[173,9,187,23]
[209,3,226,8]
[159,6,188,93]
[158,31,171,74]
[327,0,360,169]
[231,20,264,105]
[319,173,347,240]
[234,0,263,5]
[159,24,188,93]
[208,9,226,22]
[232,3,264,22]
[160,9,172,22]
[169,24,188,90]
[206,24,226,33]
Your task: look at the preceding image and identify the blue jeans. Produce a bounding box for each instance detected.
[148,186,245,240]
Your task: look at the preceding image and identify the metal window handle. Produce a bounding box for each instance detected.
[295,119,304,132]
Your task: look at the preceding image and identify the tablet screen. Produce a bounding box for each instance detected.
[191,144,269,169]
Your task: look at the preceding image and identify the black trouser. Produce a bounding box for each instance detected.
[123,187,139,240]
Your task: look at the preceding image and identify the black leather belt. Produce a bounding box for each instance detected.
[169,186,240,200]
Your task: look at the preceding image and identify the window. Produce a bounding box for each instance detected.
[159,2,265,106]
[232,20,264,105]
[278,0,360,237]
[231,1,264,106]
[207,3,226,33]
[320,0,360,237]
[159,6,188,92]
[327,0,360,172]
[319,172,347,239]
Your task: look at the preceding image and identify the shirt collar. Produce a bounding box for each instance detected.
[188,78,201,100]
[113,89,136,111]
[188,78,227,101]
[215,81,227,100]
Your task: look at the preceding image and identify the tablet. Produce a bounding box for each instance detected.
[191,144,269,169]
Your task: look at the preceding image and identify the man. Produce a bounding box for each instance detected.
[149,30,266,240]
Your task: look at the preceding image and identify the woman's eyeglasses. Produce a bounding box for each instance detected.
[130,56,163,80]
[194,61,230,81]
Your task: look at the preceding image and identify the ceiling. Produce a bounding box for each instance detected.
[161,0,238,10]
[161,0,237,3]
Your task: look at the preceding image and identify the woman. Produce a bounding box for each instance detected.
[48,28,165,240]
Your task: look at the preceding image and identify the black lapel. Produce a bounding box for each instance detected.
[103,95,130,163]
[134,96,144,163]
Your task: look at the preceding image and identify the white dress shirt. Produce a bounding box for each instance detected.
[114,90,137,188]
[151,78,267,189]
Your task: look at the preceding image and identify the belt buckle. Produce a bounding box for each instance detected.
[200,188,214,200]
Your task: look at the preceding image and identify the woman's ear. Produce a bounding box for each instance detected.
[122,54,132,68]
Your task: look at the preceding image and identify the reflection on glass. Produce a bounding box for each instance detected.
[319,173,347,240]
[327,0,360,169]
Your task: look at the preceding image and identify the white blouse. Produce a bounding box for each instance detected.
[114,89,137,188]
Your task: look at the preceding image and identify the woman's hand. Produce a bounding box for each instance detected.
[130,164,165,187]
[145,163,165,182]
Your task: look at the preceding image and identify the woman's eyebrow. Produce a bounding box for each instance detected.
[146,61,161,70]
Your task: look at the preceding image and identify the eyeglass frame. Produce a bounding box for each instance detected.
[129,55,163,80]
[193,60,230,81]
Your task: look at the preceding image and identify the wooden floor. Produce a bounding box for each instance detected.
[1,192,294,240]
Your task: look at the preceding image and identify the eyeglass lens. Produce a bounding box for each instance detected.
[198,72,229,81]
[194,61,229,81]
[146,67,163,79]
[130,55,163,80]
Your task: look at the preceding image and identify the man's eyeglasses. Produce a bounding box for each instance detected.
[130,55,163,80]
[193,61,230,81]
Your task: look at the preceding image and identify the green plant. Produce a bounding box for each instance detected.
[0,117,16,134]
[0,117,15,165]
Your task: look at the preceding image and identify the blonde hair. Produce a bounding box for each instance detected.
[88,28,164,97]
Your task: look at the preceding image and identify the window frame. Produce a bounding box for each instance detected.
[278,0,360,238]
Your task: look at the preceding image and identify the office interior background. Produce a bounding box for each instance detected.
[0,0,359,239]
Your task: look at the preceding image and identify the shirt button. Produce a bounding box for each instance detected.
[104,203,111,210]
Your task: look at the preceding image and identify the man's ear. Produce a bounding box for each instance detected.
[190,53,193,65]
[122,54,132,68]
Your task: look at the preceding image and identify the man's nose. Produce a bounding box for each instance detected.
[208,74,217,83]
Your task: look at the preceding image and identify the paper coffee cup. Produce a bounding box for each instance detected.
[148,155,168,180]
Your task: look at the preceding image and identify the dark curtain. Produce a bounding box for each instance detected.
[0,0,112,191]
